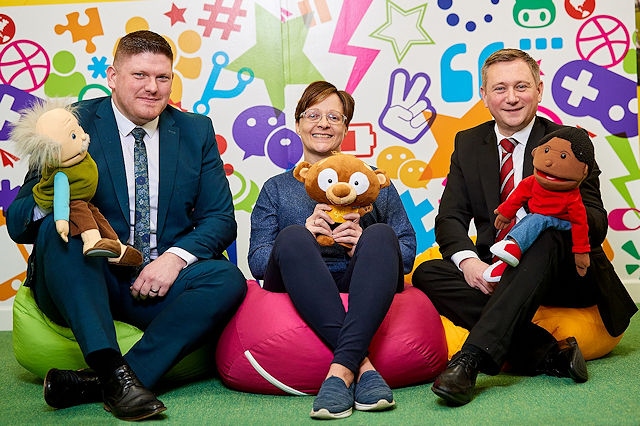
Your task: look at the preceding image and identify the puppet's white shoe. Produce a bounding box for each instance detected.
[490,239,522,266]
[483,261,508,283]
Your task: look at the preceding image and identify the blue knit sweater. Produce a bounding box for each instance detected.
[248,168,416,279]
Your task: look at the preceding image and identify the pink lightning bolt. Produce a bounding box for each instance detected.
[329,0,379,94]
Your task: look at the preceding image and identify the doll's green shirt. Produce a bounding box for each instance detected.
[32,153,98,211]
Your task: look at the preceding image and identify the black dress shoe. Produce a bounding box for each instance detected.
[43,368,102,409]
[540,336,588,383]
[431,351,481,406]
[102,364,166,421]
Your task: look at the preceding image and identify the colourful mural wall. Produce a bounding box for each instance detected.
[1,0,639,329]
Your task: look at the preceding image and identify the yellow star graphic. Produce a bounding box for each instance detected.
[420,100,493,182]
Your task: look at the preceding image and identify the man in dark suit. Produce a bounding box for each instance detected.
[412,48,637,406]
[7,30,246,420]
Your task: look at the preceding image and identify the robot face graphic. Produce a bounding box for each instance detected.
[513,0,556,28]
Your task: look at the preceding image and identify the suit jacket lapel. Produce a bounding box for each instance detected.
[523,117,545,178]
[479,129,500,210]
[156,109,179,236]
[93,99,130,223]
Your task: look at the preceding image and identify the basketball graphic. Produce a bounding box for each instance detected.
[0,39,50,92]
[576,15,630,68]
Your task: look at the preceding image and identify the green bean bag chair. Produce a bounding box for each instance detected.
[12,284,215,382]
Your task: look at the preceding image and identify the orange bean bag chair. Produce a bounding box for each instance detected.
[440,306,623,361]
[410,247,623,361]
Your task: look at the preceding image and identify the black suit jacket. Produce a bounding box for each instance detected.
[435,116,636,336]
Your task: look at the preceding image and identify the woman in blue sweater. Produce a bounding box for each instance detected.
[248,81,416,419]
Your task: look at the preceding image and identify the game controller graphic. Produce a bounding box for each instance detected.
[552,59,637,138]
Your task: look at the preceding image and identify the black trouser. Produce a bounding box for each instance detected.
[263,224,404,374]
[412,230,598,374]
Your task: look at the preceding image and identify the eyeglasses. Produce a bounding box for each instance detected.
[299,109,346,125]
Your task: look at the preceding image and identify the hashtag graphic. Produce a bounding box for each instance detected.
[198,0,247,39]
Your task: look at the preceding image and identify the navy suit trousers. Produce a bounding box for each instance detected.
[31,215,246,387]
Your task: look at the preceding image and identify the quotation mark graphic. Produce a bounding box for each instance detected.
[198,0,247,39]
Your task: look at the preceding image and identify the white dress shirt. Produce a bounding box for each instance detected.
[451,118,535,270]
[112,101,196,267]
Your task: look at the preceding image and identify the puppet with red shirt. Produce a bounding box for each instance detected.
[483,127,595,283]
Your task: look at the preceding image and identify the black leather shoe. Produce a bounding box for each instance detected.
[540,336,588,383]
[431,351,481,406]
[43,368,102,409]
[102,364,166,421]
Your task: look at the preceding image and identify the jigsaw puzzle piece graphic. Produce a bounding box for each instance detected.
[54,7,104,54]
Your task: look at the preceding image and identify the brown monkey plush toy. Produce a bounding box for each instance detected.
[293,153,390,249]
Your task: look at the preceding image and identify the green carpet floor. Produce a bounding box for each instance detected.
[1,308,639,425]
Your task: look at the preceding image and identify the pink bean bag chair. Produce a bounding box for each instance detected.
[216,280,447,395]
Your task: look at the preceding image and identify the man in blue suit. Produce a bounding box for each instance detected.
[7,30,246,421]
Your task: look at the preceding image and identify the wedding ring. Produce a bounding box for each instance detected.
[150,289,159,294]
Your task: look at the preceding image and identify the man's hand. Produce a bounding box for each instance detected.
[575,252,590,277]
[460,257,497,295]
[130,252,186,299]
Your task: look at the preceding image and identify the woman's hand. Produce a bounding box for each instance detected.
[333,212,362,257]
[305,204,334,237]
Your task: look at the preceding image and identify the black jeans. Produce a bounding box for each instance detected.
[263,224,404,374]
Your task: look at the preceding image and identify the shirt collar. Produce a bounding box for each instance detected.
[494,117,535,147]
[111,99,159,139]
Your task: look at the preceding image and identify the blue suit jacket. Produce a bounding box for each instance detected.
[8,97,237,261]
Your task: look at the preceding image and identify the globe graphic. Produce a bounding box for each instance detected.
[0,39,50,92]
[576,15,629,68]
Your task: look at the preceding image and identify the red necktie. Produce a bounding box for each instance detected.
[496,138,516,242]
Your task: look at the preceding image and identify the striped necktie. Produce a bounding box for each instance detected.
[496,138,516,242]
